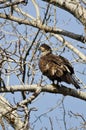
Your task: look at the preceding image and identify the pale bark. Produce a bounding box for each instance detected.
[51,33,86,62]
[0,84,86,101]
[0,12,85,43]
[42,0,86,26]
[0,96,28,130]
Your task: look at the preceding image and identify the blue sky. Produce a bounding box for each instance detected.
[1,0,86,129]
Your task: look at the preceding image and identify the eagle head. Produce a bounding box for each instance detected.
[39,44,52,56]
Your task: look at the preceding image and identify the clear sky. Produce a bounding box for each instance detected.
[1,0,86,129]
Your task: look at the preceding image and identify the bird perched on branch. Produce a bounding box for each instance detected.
[39,44,80,89]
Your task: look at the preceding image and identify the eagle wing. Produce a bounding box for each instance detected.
[39,54,74,80]
[46,54,74,74]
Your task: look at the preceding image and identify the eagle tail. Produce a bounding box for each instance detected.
[71,75,80,89]
[65,73,81,89]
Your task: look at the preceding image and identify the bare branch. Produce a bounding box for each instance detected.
[51,34,86,62]
[0,0,25,9]
[0,84,86,101]
[42,0,86,26]
[0,13,85,42]
[0,96,28,130]
[32,0,40,19]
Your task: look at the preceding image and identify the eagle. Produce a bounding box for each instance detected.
[39,44,80,89]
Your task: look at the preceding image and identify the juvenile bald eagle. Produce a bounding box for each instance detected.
[39,44,80,89]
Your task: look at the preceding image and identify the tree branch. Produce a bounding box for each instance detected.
[42,0,86,26]
[0,0,25,9]
[0,84,86,101]
[0,13,85,43]
[0,96,28,130]
[51,33,86,62]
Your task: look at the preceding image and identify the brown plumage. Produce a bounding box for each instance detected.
[39,44,80,89]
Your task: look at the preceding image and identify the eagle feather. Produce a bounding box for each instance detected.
[39,44,80,89]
